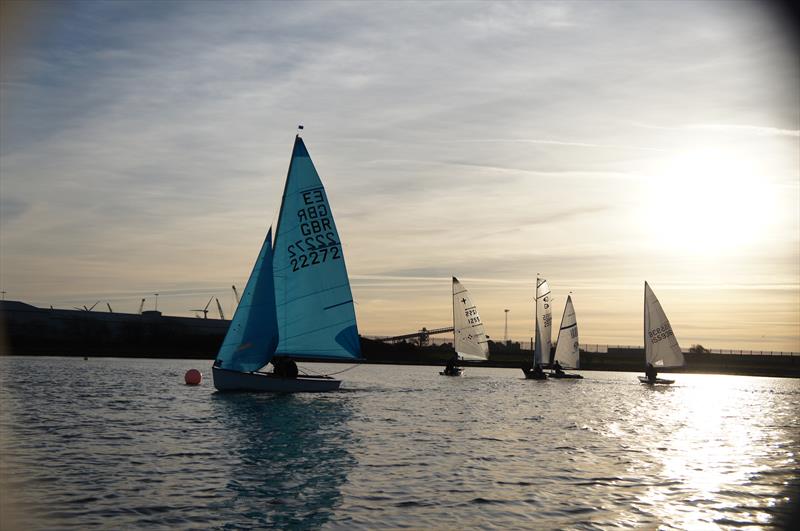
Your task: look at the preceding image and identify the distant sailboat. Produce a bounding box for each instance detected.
[639,281,684,385]
[442,277,489,376]
[550,294,583,379]
[212,133,362,392]
[524,277,551,379]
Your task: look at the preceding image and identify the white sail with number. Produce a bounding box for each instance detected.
[452,277,489,361]
[533,277,552,366]
[553,295,580,369]
[644,282,684,368]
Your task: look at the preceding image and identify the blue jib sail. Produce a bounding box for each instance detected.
[215,227,279,372]
[272,136,362,360]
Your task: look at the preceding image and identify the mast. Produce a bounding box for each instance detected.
[452,277,457,356]
[555,295,568,352]
[273,126,303,347]
[534,275,539,366]
[273,131,302,250]
[643,281,647,367]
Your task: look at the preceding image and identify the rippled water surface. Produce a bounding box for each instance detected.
[1,357,798,529]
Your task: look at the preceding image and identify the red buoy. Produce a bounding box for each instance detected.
[185,369,202,385]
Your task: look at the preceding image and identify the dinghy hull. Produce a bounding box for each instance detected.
[522,369,548,380]
[550,372,583,379]
[213,367,341,392]
[638,376,674,385]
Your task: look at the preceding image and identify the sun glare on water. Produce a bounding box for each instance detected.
[645,148,776,254]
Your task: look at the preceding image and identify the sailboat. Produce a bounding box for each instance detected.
[524,277,552,379]
[442,277,490,376]
[550,294,583,379]
[639,281,684,385]
[212,132,362,392]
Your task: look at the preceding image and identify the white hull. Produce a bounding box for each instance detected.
[213,367,341,392]
[638,376,675,385]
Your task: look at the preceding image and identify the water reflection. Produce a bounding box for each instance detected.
[210,394,354,529]
[632,376,796,528]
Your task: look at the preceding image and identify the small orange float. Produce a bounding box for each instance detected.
[184,369,202,385]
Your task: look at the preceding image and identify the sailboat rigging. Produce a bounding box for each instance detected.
[524,277,551,379]
[212,132,362,392]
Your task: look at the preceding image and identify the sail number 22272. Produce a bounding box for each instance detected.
[287,187,342,272]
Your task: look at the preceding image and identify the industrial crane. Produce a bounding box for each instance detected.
[232,285,240,305]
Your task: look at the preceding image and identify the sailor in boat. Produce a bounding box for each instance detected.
[272,357,298,378]
[553,360,565,377]
[443,355,461,376]
[645,362,657,383]
[523,363,546,379]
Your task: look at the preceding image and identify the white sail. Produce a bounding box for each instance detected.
[452,277,489,361]
[533,277,552,366]
[553,295,579,369]
[644,282,684,368]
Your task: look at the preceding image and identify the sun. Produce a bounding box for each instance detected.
[644,148,776,254]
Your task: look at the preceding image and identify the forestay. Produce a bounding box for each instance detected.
[215,228,279,372]
[534,278,553,366]
[452,277,489,361]
[644,282,684,368]
[272,136,361,360]
[553,295,580,369]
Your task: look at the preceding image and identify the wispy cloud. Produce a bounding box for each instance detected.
[632,122,800,137]
[451,138,668,152]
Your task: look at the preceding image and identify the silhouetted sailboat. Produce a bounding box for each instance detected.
[212,133,362,392]
[639,281,684,385]
[550,295,583,379]
[442,277,489,376]
[524,277,551,379]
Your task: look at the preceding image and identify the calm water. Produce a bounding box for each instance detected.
[1,357,798,530]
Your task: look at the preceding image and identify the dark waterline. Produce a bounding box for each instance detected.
[1,357,798,529]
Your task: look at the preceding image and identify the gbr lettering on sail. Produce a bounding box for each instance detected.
[287,187,342,272]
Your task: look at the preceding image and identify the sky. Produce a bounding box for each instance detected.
[1,0,798,351]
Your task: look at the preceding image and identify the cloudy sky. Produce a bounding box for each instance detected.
[1,0,798,351]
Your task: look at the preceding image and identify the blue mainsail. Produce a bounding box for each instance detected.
[272,136,362,360]
[215,228,279,372]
